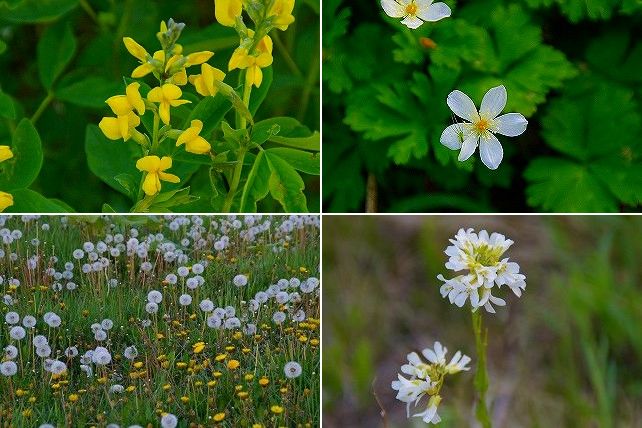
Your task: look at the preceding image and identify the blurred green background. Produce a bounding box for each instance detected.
[323,0,642,213]
[323,216,642,427]
[0,0,319,212]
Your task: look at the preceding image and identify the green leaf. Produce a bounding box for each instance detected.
[0,119,43,190]
[265,151,308,212]
[240,151,270,212]
[37,20,77,90]
[524,0,619,22]
[252,117,320,151]
[0,89,15,119]
[6,189,68,212]
[184,94,232,137]
[524,157,618,212]
[586,31,642,85]
[85,124,141,199]
[0,39,6,55]
[148,187,199,211]
[56,76,122,109]
[0,0,78,23]
[249,66,273,115]
[265,148,320,175]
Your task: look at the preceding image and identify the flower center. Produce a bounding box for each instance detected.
[474,118,491,133]
[405,2,418,15]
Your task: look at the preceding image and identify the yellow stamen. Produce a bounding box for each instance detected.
[474,118,490,133]
[406,2,418,15]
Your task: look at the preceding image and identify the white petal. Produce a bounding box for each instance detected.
[401,15,424,29]
[458,133,479,162]
[479,134,503,170]
[480,85,507,119]
[417,1,451,21]
[454,292,468,307]
[440,123,470,150]
[381,0,405,18]
[447,90,479,122]
[494,113,528,137]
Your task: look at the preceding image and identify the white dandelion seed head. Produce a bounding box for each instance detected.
[284,361,302,378]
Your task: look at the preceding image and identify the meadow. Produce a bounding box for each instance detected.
[323,216,642,427]
[0,214,320,427]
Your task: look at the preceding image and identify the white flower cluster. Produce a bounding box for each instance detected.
[437,228,526,313]
[392,342,471,424]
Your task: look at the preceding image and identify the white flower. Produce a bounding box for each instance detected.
[437,228,525,312]
[413,396,442,424]
[381,0,451,29]
[391,373,431,405]
[160,413,178,428]
[441,85,528,170]
[147,290,163,304]
[179,294,192,306]
[9,326,26,340]
[233,274,248,287]
[124,345,138,360]
[92,346,112,365]
[284,361,302,378]
[422,341,471,374]
[4,345,18,359]
[199,299,214,312]
[5,311,19,324]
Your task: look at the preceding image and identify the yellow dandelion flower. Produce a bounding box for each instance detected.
[215,354,227,362]
[259,377,269,386]
[270,405,284,414]
[192,341,206,354]
[213,412,226,422]
[227,359,240,370]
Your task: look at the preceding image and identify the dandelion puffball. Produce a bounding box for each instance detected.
[284,361,302,379]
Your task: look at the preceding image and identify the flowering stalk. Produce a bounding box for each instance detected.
[471,310,491,428]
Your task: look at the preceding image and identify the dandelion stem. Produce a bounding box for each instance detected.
[472,310,492,428]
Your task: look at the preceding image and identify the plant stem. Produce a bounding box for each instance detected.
[151,112,160,152]
[272,31,302,78]
[31,92,54,125]
[472,310,492,428]
[222,147,247,213]
[79,0,98,23]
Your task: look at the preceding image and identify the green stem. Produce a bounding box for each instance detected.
[151,112,160,152]
[239,79,253,129]
[472,310,492,428]
[297,32,319,122]
[31,92,54,125]
[222,146,247,213]
[272,31,302,78]
[79,0,98,23]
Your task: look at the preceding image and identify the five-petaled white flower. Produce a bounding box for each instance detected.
[441,85,528,170]
[381,0,451,29]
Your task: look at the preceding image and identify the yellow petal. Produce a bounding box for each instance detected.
[106,95,132,116]
[153,50,165,62]
[176,123,200,147]
[136,156,161,172]
[185,136,211,155]
[247,66,263,88]
[131,63,154,78]
[123,37,149,62]
[99,117,123,140]
[126,82,145,115]
[256,52,273,68]
[165,54,182,72]
[159,102,171,125]
[118,115,131,141]
[160,20,168,33]
[189,74,208,97]
[228,48,249,71]
[215,0,243,27]
[147,86,164,103]
[0,191,13,212]
[161,84,182,101]
[0,146,13,163]
[257,35,273,55]
[142,172,161,196]
[169,99,191,107]
[170,68,188,86]
[159,156,173,171]
[190,120,204,134]
[185,51,214,66]
[158,172,180,183]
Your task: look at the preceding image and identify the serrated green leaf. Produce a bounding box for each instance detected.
[0,119,43,190]
[37,20,77,90]
[265,151,307,212]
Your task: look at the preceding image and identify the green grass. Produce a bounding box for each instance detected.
[0,215,320,427]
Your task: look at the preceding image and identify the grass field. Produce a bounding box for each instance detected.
[322,216,642,427]
[0,215,320,427]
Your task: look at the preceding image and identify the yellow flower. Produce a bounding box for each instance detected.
[228,33,273,88]
[0,191,13,213]
[147,84,191,125]
[185,51,215,67]
[133,362,144,369]
[270,405,284,414]
[227,359,240,370]
[126,385,136,392]
[259,377,269,386]
[189,63,226,97]
[215,353,227,362]
[0,145,13,163]
[99,112,141,142]
[207,380,217,387]
[269,0,295,31]
[176,120,211,155]
[135,156,180,196]
[192,341,206,354]
[106,83,145,116]
[68,394,79,402]
[180,396,189,403]
[213,412,226,422]
[215,0,242,27]
[123,37,157,78]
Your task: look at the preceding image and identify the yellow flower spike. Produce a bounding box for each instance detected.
[189,63,226,97]
[0,145,13,163]
[123,37,149,62]
[147,84,191,125]
[99,112,141,142]
[106,83,145,116]
[215,0,242,27]
[135,155,180,196]
[176,120,211,155]
[185,51,214,67]
[269,0,295,31]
